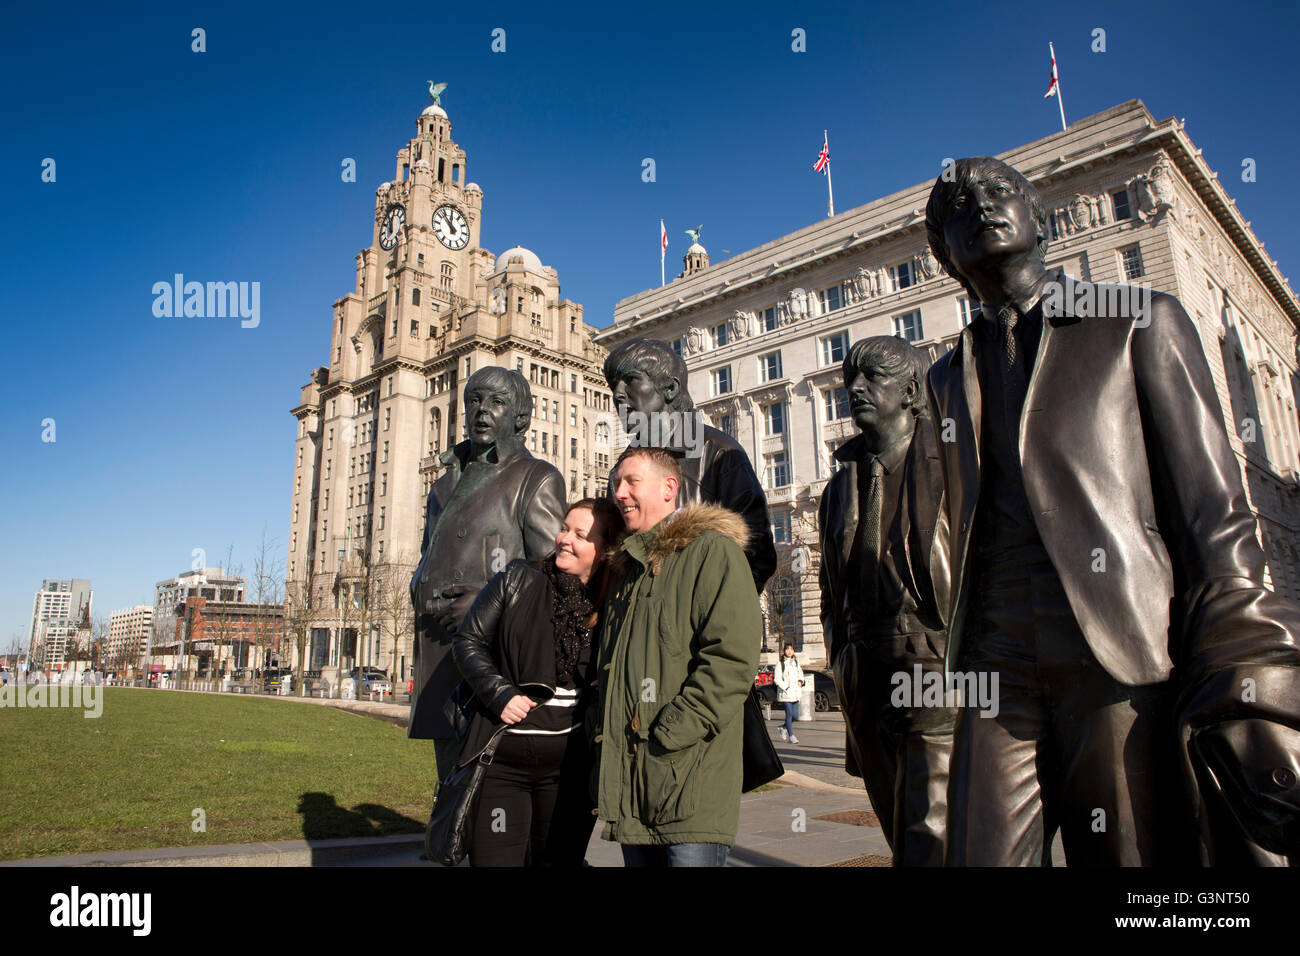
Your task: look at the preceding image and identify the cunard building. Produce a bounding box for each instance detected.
[287,93,612,686]
[598,100,1300,665]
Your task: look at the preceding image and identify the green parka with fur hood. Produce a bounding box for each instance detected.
[591,503,762,846]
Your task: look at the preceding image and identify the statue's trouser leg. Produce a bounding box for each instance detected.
[893,729,954,866]
[946,561,1164,866]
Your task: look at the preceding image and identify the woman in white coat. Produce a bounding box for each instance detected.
[773,642,804,744]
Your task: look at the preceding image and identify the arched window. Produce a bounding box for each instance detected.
[440,262,454,291]
[430,408,442,455]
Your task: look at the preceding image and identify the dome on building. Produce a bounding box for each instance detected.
[421,104,447,118]
[492,245,545,274]
[687,241,707,255]
[464,182,482,194]
[412,159,431,170]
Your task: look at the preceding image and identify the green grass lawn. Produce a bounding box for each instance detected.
[0,688,437,860]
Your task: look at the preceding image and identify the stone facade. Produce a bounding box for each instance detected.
[286,102,612,685]
[106,605,153,674]
[599,100,1300,666]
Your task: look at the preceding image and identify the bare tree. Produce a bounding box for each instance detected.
[250,526,286,672]
[765,510,821,655]
[374,550,417,688]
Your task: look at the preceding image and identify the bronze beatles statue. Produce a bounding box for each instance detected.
[818,335,954,865]
[409,367,566,782]
[921,156,1300,865]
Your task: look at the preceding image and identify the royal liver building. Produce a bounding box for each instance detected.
[287,92,612,687]
[600,100,1300,665]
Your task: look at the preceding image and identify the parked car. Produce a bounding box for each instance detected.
[350,667,392,695]
[806,668,840,712]
[262,668,291,693]
[752,664,776,705]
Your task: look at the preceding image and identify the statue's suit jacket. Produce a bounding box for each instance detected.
[926,272,1300,863]
[407,436,565,740]
[817,417,948,668]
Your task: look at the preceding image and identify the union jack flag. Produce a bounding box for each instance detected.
[814,136,830,173]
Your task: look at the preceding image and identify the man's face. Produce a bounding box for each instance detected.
[941,172,1040,278]
[464,384,518,449]
[612,454,676,533]
[610,368,670,416]
[847,364,910,433]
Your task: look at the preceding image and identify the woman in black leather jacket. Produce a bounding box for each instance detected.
[452,497,625,867]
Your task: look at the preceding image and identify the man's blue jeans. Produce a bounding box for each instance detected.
[621,843,729,867]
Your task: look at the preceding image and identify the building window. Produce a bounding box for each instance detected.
[551,399,559,423]
[327,428,333,451]
[823,386,850,421]
[530,430,537,451]
[759,350,783,382]
[570,374,577,392]
[379,506,386,530]
[765,451,790,489]
[380,473,387,496]
[1120,244,1144,280]
[894,310,923,342]
[410,319,419,336]
[710,323,730,349]
[772,511,792,545]
[1112,188,1133,221]
[819,284,843,314]
[717,414,734,437]
[412,288,421,306]
[821,331,849,366]
[889,260,915,292]
[541,433,549,454]
[570,405,578,427]
[759,307,778,333]
[440,262,454,290]
[710,366,733,396]
[764,401,787,436]
[384,408,391,431]
[570,437,578,459]
[382,441,389,463]
[670,337,684,357]
[957,296,973,327]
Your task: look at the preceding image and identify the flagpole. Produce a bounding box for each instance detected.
[824,130,835,217]
[1050,42,1066,132]
[660,219,666,286]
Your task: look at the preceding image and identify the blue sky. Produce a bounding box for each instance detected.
[1,0,1297,643]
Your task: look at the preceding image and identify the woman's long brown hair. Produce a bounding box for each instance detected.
[564,497,626,631]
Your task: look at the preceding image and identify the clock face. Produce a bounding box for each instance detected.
[379,205,405,250]
[432,204,470,250]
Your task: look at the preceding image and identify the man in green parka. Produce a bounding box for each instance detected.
[592,446,762,866]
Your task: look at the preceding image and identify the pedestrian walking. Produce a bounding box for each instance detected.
[773,643,804,744]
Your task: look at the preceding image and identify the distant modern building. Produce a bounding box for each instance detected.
[106,606,153,674]
[150,596,286,677]
[598,100,1300,664]
[286,94,614,687]
[28,579,92,672]
[150,569,246,676]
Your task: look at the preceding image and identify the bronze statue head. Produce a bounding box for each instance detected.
[842,336,930,451]
[926,157,1049,300]
[462,366,531,452]
[603,339,694,416]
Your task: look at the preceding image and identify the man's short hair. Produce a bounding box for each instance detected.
[925,156,1049,299]
[603,339,693,412]
[613,445,683,486]
[842,335,931,418]
[463,366,531,435]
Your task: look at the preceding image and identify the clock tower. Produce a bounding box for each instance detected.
[287,92,614,688]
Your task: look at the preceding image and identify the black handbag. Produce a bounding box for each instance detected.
[741,687,784,792]
[424,724,509,866]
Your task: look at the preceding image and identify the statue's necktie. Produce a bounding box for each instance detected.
[997,304,1020,369]
[861,457,885,610]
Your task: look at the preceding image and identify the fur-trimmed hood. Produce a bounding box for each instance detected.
[614,503,751,578]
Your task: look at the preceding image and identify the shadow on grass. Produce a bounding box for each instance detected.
[297,792,425,862]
